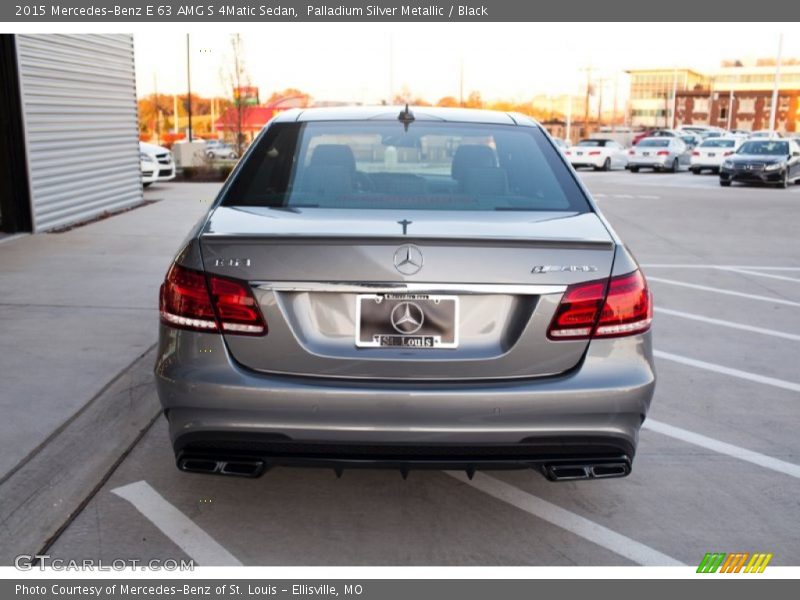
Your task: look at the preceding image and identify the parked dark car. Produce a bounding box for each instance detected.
[719,139,800,188]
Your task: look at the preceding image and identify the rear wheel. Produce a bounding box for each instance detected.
[629,166,639,173]
[691,167,700,175]
[670,158,679,173]
[720,180,731,187]
[602,158,611,171]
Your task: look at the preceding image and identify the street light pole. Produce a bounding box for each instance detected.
[727,88,734,131]
[768,33,784,133]
[186,33,193,142]
[670,68,678,129]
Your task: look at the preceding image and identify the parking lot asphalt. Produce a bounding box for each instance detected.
[42,171,800,566]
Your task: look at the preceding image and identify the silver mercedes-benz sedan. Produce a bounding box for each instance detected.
[155,106,655,482]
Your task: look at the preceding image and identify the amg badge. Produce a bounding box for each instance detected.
[531,265,598,274]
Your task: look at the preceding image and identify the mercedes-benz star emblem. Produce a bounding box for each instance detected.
[393,245,424,275]
[390,302,424,334]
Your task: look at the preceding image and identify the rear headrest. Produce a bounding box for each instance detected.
[309,144,356,172]
[451,145,498,180]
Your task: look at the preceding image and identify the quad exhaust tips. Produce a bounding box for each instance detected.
[178,457,266,478]
[544,461,630,481]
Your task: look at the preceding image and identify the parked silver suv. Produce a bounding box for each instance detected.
[155,106,655,482]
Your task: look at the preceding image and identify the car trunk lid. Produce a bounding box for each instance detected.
[199,207,616,380]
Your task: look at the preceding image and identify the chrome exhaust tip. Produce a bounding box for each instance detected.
[544,460,630,481]
[218,460,265,477]
[177,457,265,478]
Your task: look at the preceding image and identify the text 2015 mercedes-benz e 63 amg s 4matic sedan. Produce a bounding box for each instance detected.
[155,106,655,482]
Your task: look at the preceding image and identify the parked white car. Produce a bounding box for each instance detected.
[204,142,238,159]
[627,137,689,172]
[749,130,783,139]
[139,141,176,182]
[565,138,628,171]
[690,137,742,174]
[140,151,159,187]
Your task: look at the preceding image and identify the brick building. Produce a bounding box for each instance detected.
[675,89,799,133]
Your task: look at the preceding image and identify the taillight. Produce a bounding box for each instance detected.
[547,270,652,340]
[692,151,700,156]
[564,151,571,155]
[656,150,670,156]
[208,276,267,334]
[159,264,267,335]
[628,150,635,155]
[588,150,601,156]
[594,271,653,337]
[724,151,734,156]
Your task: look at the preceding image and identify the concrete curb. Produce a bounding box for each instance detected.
[0,346,162,565]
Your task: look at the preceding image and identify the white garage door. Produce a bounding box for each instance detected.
[15,34,142,232]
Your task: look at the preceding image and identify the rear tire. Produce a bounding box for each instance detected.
[670,158,679,173]
[629,166,639,173]
[602,157,611,171]
[691,167,700,175]
[720,180,731,187]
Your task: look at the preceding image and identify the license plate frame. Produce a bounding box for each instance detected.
[355,294,459,349]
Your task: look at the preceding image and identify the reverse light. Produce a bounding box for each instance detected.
[159,264,267,335]
[547,270,652,340]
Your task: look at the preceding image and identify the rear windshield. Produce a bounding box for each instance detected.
[738,141,789,155]
[700,139,736,148]
[576,139,606,147]
[221,120,591,212]
[638,139,670,148]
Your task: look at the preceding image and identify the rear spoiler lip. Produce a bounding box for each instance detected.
[199,233,615,251]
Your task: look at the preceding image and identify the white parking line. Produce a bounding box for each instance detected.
[655,307,800,342]
[719,267,800,284]
[647,277,800,307]
[111,481,243,566]
[654,350,800,394]
[644,420,800,480]
[446,471,684,566]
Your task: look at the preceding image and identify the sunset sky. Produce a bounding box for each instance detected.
[134,23,796,104]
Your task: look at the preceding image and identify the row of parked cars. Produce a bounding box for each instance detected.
[139,139,240,187]
[556,127,800,187]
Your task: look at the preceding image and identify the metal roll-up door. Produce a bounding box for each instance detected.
[15,34,142,232]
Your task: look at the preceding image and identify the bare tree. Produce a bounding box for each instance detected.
[221,34,252,156]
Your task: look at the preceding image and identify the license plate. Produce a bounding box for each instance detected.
[355,294,459,348]
[708,152,716,157]
[642,152,650,156]
[576,151,583,156]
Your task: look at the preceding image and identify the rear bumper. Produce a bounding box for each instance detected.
[690,161,722,170]
[155,326,655,472]
[569,158,603,169]
[628,158,670,169]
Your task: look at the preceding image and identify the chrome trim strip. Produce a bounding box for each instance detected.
[253,281,567,295]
